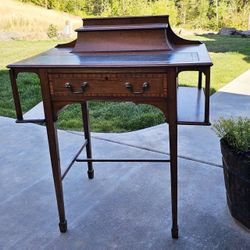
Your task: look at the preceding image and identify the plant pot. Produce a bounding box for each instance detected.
[221,139,250,229]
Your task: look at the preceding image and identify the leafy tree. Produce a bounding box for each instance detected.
[18,0,250,30]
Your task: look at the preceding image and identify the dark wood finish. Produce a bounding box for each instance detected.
[39,69,67,233]
[15,118,45,124]
[7,15,212,239]
[167,68,178,238]
[198,71,202,89]
[72,27,173,53]
[204,68,211,124]
[76,158,170,163]
[9,69,23,120]
[81,102,94,179]
[48,73,167,98]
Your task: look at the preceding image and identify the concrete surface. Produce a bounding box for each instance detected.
[1,116,250,249]
[0,70,250,249]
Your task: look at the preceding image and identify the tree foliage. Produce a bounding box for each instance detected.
[19,0,250,29]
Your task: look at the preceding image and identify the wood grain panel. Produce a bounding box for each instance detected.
[49,73,167,98]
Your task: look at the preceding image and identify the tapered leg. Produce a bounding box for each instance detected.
[204,69,210,123]
[169,121,178,239]
[39,70,67,233]
[46,122,67,232]
[167,68,178,239]
[9,69,23,121]
[198,71,202,89]
[81,102,94,179]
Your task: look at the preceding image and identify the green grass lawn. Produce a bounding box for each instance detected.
[0,35,249,132]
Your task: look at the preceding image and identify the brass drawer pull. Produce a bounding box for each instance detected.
[125,82,149,94]
[64,82,88,94]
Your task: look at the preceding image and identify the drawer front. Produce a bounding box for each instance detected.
[48,73,167,97]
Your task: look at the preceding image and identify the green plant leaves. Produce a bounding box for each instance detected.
[213,117,250,153]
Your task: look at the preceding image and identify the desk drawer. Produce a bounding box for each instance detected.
[48,73,167,97]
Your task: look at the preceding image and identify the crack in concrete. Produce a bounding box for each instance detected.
[67,131,222,168]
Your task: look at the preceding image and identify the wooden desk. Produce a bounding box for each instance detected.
[8,15,212,239]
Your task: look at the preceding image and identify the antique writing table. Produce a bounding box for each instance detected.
[8,15,212,239]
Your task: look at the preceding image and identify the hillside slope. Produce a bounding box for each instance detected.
[0,0,82,40]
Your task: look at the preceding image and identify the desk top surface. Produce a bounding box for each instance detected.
[8,44,212,69]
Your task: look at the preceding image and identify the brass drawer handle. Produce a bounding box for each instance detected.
[125,82,149,94]
[64,82,88,94]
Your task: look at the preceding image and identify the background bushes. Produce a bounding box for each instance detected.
[18,0,250,30]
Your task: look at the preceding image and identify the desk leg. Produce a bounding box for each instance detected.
[198,71,202,89]
[9,69,23,120]
[39,70,67,233]
[81,102,94,179]
[169,121,178,238]
[46,121,67,232]
[204,69,210,123]
[168,69,179,239]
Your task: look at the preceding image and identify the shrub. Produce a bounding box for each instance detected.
[212,117,250,155]
[47,24,58,38]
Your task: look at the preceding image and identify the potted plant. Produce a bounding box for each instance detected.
[213,117,250,229]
